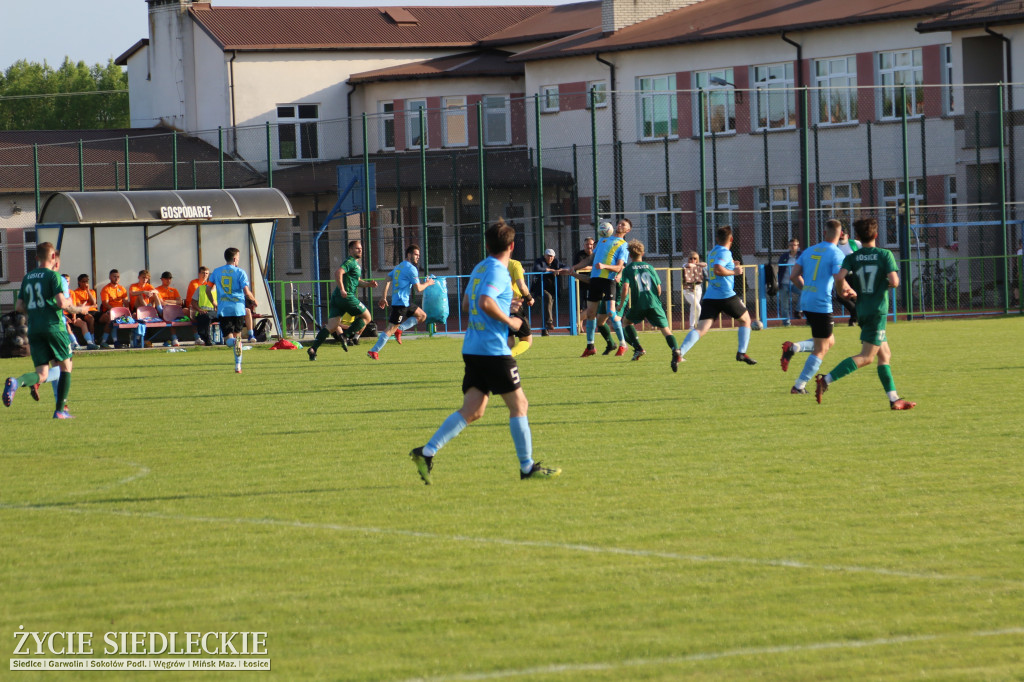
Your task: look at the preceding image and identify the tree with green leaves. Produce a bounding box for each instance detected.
[0,58,129,130]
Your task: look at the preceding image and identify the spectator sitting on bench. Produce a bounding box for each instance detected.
[190,273,218,346]
[186,267,215,344]
[129,269,163,313]
[99,269,129,348]
[65,274,99,350]
[244,295,258,343]
[155,271,184,347]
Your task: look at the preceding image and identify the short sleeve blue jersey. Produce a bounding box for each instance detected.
[591,237,628,280]
[389,261,420,307]
[704,245,736,300]
[211,263,249,317]
[797,241,845,313]
[462,256,512,357]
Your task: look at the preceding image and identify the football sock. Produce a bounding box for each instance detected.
[399,316,418,332]
[101,331,110,343]
[585,319,596,345]
[311,327,330,351]
[679,329,700,357]
[84,332,95,344]
[56,372,70,410]
[737,326,751,354]
[794,339,814,353]
[347,319,366,337]
[510,340,530,357]
[16,371,40,388]
[598,324,611,343]
[370,332,389,353]
[611,318,625,347]
[664,334,678,350]
[797,355,822,388]
[509,416,534,473]
[424,412,467,456]
[877,364,897,393]
[623,324,639,349]
[827,356,859,383]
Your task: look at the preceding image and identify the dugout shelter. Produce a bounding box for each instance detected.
[36,188,294,336]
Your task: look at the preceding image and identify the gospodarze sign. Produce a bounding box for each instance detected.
[159,205,214,220]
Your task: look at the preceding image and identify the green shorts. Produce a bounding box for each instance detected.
[624,306,668,329]
[329,292,368,319]
[858,313,887,346]
[29,328,72,368]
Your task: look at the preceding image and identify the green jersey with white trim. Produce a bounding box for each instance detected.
[340,256,362,300]
[622,261,663,312]
[842,247,898,319]
[19,267,65,333]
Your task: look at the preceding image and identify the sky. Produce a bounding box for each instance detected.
[0,0,580,71]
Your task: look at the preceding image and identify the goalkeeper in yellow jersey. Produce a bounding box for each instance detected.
[506,257,534,357]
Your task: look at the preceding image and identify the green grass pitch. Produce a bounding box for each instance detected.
[2,316,1023,680]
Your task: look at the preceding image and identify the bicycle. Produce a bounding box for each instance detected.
[912,260,959,311]
[284,291,320,339]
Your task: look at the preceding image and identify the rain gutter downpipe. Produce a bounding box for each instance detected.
[596,53,623,219]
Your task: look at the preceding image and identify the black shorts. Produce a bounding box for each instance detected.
[587,278,616,303]
[698,295,747,320]
[218,315,245,335]
[462,354,521,396]
[803,310,835,339]
[507,310,532,340]
[388,304,420,326]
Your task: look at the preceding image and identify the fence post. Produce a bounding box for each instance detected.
[192,159,197,190]
[535,94,545,251]
[172,131,178,190]
[571,143,579,244]
[419,111,428,273]
[218,126,225,189]
[999,82,1009,313]
[801,87,811,247]
[78,140,85,192]
[591,86,599,231]
[698,89,707,256]
[477,101,486,257]
[33,144,40,215]
[900,85,913,318]
[663,136,673,270]
[114,162,119,192]
[124,135,130,191]
[266,121,273,188]
[362,113,373,295]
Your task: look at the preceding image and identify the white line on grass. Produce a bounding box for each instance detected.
[395,627,1024,681]
[2,504,1021,586]
[66,462,151,497]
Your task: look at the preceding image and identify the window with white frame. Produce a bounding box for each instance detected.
[443,96,468,147]
[424,206,446,267]
[587,80,608,108]
[879,48,924,119]
[695,69,736,134]
[638,74,677,140]
[540,85,559,113]
[943,44,955,115]
[754,63,796,130]
[643,193,682,255]
[376,208,403,270]
[379,101,395,150]
[23,229,36,274]
[277,104,320,160]
[483,95,510,146]
[406,99,428,148]
[757,185,800,252]
[819,182,862,231]
[814,56,858,125]
[882,178,925,247]
[946,175,958,245]
[704,189,740,231]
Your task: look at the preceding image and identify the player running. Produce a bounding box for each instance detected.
[675,225,757,365]
[573,219,631,357]
[780,219,854,393]
[307,239,378,360]
[815,217,916,410]
[618,240,682,371]
[211,247,255,374]
[408,218,560,484]
[367,244,434,360]
[3,242,90,418]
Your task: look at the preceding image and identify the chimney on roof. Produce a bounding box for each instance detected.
[601,0,702,34]
[382,7,419,26]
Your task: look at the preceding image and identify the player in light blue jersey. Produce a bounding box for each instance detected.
[408,219,560,485]
[368,244,434,359]
[572,218,631,357]
[780,219,854,393]
[675,225,758,365]
[211,247,254,374]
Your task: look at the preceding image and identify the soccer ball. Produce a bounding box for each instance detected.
[598,221,614,237]
[751,320,763,331]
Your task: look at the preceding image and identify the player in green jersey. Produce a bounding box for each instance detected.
[3,242,91,418]
[815,217,916,410]
[618,240,683,371]
[307,240,378,360]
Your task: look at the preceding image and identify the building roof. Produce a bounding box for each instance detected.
[917,0,1024,31]
[114,38,149,66]
[348,50,521,85]
[188,4,551,51]
[0,128,264,194]
[479,1,601,47]
[512,0,960,61]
